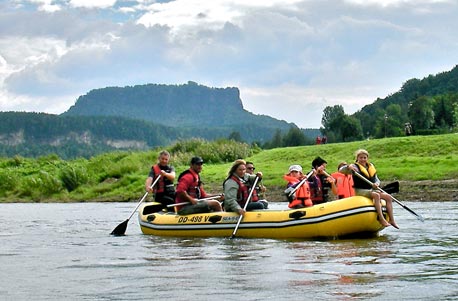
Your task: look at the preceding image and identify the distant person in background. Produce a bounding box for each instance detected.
[283,164,313,209]
[339,149,399,229]
[223,159,266,216]
[308,156,337,204]
[175,156,223,215]
[245,161,268,208]
[322,135,327,144]
[316,136,322,145]
[331,162,355,199]
[145,150,176,211]
[405,122,413,136]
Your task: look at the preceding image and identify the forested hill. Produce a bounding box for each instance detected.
[353,65,458,138]
[1,82,320,159]
[63,81,291,128]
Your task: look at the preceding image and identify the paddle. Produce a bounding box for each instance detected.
[110,175,162,236]
[230,176,259,239]
[167,195,223,208]
[352,171,424,222]
[381,181,399,194]
[288,169,315,197]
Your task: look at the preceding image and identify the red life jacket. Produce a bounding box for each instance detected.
[309,175,324,203]
[230,175,251,208]
[177,169,202,199]
[152,165,165,193]
[331,172,355,199]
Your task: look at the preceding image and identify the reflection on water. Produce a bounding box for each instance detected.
[1,202,458,300]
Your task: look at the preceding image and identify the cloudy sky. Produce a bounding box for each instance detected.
[1,0,457,128]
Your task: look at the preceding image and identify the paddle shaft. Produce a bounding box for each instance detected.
[288,169,315,197]
[351,170,424,222]
[127,175,162,220]
[167,195,222,207]
[110,175,162,235]
[231,176,259,238]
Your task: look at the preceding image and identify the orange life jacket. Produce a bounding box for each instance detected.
[331,172,355,199]
[283,175,313,208]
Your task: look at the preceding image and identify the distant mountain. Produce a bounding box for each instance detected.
[0,82,320,159]
[62,81,306,143]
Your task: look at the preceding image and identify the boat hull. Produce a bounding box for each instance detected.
[138,196,387,239]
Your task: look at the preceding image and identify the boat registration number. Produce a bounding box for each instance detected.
[178,216,209,223]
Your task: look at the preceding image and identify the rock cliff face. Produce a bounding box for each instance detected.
[0,82,306,159]
[64,81,280,128]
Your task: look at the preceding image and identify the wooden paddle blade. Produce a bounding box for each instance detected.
[110,219,129,236]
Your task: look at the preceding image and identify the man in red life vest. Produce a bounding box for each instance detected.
[145,150,176,211]
[175,156,223,215]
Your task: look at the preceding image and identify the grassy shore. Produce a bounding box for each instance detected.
[1,133,457,202]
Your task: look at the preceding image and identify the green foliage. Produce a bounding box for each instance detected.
[169,138,253,164]
[20,171,63,200]
[2,134,458,203]
[0,169,19,196]
[283,127,308,146]
[353,65,458,137]
[60,165,89,192]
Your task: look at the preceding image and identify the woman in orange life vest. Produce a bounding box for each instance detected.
[308,157,338,205]
[331,161,355,199]
[223,159,266,216]
[339,149,399,229]
[283,164,313,209]
[145,150,176,212]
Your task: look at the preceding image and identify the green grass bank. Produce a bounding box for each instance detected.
[1,133,457,203]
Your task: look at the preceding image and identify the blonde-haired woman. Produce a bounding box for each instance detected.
[340,149,399,229]
[223,159,266,216]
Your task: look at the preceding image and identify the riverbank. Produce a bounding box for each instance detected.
[1,179,456,203]
[2,134,457,203]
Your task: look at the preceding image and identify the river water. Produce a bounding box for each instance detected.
[1,201,457,300]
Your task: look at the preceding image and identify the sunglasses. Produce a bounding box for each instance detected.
[247,167,255,170]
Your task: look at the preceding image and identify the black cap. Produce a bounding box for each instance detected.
[312,156,327,168]
[191,156,204,165]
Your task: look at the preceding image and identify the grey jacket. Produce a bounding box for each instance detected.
[223,174,258,212]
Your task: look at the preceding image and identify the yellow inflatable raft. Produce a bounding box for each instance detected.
[138,196,388,239]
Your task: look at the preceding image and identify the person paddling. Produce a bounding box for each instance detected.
[145,150,176,211]
[340,149,399,229]
[283,164,313,209]
[223,159,265,215]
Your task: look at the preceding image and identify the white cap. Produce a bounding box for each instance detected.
[288,164,302,173]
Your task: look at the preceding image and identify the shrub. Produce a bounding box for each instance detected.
[21,171,63,199]
[60,165,89,192]
[0,169,19,196]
